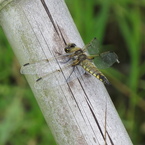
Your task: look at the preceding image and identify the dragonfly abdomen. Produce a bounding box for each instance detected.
[80,60,109,84]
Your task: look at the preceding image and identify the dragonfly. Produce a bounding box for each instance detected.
[21,38,119,89]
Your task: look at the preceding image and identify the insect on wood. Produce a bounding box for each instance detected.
[21,38,119,89]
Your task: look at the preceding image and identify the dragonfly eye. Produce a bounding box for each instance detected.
[65,43,76,53]
[65,48,69,53]
[70,43,76,48]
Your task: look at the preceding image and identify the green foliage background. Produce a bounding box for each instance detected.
[0,0,145,144]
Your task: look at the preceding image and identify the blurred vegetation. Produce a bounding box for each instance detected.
[0,0,145,144]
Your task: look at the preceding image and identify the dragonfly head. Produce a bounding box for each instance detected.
[64,43,76,53]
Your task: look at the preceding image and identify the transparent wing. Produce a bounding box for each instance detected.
[94,51,119,69]
[20,54,73,75]
[84,38,100,54]
[21,60,53,75]
[34,65,85,89]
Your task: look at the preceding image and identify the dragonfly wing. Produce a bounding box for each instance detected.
[84,38,100,54]
[34,68,68,89]
[94,51,119,69]
[20,60,53,75]
[20,54,73,75]
[34,65,85,89]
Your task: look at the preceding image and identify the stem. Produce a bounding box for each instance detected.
[0,0,133,144]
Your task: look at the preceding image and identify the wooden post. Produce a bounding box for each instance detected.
[0,0,133,144]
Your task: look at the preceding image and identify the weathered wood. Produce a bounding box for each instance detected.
[0,0,133,144]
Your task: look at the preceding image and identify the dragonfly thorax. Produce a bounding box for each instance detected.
[77,54,87,62]
[74,49,83,55]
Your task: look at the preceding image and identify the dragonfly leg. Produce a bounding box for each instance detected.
[71,59,80,66]
[66,66,75,82]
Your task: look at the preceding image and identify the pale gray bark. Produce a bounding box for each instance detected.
[0,0,133,145]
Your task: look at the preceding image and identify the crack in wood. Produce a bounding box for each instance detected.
[87,101,106,144]
[40,0,59,35]
[56,22,67,45]
[107,132,114,145]
[72,94,86,123]
[87,101,115,145]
